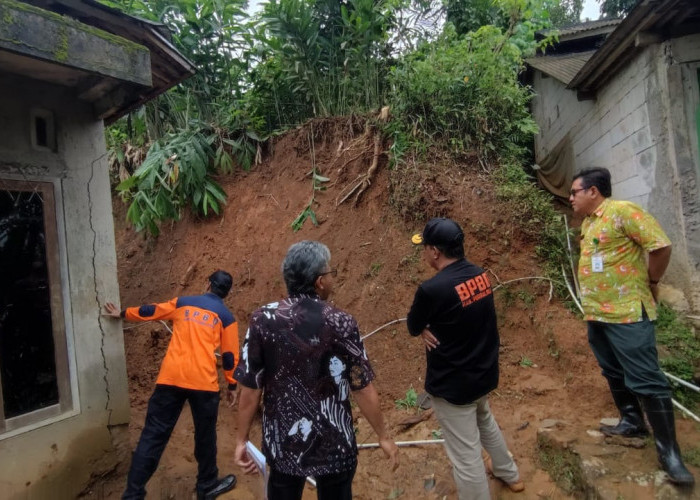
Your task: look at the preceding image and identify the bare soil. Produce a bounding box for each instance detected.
[84,118,700,499]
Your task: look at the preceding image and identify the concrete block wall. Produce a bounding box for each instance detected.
[532,71,593,159]
[0,75,130,499]
[573,48,657,206]
[532,36,700,306]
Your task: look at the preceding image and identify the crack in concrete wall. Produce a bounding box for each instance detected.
[87,152,112,423]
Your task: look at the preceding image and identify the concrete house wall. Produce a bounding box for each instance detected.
[531,33,700,307]
[0,75,130,499]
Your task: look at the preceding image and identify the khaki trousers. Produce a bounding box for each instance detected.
[432,395,519,500]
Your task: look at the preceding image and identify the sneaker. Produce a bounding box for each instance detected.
[197,475,237,500]
[506,480,525,492]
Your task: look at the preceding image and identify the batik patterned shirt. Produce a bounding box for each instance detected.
[234,294,374,477]
[578,198,671,323]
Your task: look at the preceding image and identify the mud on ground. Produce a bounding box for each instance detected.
[83,117,700,499]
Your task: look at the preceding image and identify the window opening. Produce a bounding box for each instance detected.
[0,181,71,433]
[34,116,48,148]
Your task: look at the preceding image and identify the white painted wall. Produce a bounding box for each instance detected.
[0,74,130,499]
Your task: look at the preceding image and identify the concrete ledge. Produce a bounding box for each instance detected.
[0,0,151,86]
[536,423,691,499]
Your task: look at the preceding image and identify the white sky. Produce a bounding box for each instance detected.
[580,0,601,21]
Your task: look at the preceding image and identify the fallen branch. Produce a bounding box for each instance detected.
[336,174,366,206]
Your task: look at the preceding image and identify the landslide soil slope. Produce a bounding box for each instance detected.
[89,118,699,499]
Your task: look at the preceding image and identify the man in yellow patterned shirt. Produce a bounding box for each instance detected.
[570,167,693,486]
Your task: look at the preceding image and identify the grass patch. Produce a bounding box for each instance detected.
[655,304,700,410]
[366,262,383,278]
[520,356,534,368]
[518,289,536,309]
[493,162,570,297]
[395,386,418,411]
[537,433,586,495]
[683,446,700,467]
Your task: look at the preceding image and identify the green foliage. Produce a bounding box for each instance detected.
[598,0,636,18]
[683,446,700,468]
[537,433,585,494]
[493,162,569,295]
[117,128,226,235]
[547,0,584,26]
[291,132,329,232]
[446,0,507,35]
[101,0,563,240]
[518,289,536,308]
[395,386,418,410]
[247,0,399,130]
[367,262,383,278]
[655,304,700,408]
[387,487,404,499]
[520,355,534,367]
[388,22,541,162]
[291,203,319,232]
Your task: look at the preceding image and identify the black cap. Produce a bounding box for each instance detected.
[411,218,464,246]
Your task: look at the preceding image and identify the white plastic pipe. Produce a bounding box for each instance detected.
[357,439,445,449]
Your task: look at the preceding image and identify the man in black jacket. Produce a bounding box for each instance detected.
[407,218,522,500]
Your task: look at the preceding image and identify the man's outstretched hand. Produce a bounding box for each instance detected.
[234,441,259,475]
[379,438,400,472]
[103,302,121,319]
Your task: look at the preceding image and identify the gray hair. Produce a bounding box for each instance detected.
[282,241,331,295]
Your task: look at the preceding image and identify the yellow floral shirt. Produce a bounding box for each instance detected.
[578,198,671,323]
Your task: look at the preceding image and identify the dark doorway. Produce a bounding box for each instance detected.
[0,189,59,418]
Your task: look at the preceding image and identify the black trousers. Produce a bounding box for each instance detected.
[123,384,220,500]
[268,466,356,500]
[587,318,671,397]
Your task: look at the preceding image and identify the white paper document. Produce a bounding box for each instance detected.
[245,441,269,499]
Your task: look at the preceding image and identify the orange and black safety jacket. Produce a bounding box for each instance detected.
[122,292,239,392]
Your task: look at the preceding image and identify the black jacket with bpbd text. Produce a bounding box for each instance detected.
[407,259,499,405]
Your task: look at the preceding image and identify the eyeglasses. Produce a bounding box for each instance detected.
[569,187,588,197]
[319,268,337,278]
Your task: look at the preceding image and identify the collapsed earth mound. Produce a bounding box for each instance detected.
[86,117,698,499]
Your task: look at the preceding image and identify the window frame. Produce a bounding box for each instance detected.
[0,178,79,438]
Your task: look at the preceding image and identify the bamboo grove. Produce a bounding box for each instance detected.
[103,0,582,235]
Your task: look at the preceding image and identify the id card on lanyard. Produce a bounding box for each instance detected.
[591,237,603,272]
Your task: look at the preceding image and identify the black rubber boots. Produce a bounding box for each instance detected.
[600,377,649,437]
[641,397,695,486]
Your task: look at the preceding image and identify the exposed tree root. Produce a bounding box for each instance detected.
[336,106,389,206]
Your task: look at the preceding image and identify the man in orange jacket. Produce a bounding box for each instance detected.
[104,270,239,500]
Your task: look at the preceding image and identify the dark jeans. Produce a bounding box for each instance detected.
[123,384,220,500]
[268,466,356,500]
[587,317,671,397]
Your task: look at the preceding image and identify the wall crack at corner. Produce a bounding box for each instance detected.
[87,153,113,425]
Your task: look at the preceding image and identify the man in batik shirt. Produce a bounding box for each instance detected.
[233,240,398,500]
[570,167,693,485]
